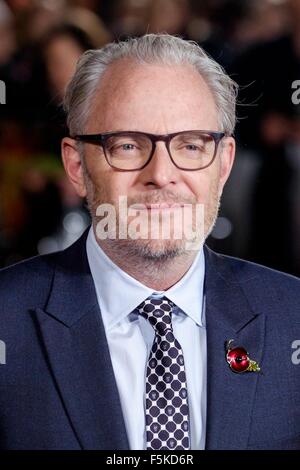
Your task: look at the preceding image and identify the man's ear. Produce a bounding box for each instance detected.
[61,137,87,198]
[218,136,236,195]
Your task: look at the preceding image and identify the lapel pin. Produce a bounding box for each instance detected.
[225,339,261,373]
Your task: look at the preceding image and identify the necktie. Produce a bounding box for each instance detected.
[135,296,190,450]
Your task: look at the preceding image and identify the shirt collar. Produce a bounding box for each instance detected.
[86,226,205,331]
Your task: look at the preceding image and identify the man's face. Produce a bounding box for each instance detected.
[62,59,235,259]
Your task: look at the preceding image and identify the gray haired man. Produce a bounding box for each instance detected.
[0,34,299,450]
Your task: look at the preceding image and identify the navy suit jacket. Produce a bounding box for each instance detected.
[0,229,300,450]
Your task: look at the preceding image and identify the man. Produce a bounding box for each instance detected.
[0,34,300,450]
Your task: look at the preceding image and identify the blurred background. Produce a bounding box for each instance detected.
[0,0,300,276]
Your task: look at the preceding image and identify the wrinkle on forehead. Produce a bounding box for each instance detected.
[87,58,218,134]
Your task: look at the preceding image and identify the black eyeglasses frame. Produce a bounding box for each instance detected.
[72,129,226,171]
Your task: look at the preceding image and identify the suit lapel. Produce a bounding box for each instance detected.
[32,232,129,450]
[204,247,265,450]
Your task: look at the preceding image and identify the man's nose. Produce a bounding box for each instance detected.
[139,141,180,188]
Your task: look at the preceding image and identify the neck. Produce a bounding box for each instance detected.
[93,228,200,290]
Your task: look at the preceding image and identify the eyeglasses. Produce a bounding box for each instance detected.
[73,130,226,171]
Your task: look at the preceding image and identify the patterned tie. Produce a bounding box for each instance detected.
[135,296,190,450]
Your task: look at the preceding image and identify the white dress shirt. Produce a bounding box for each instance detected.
[86,227,207,450]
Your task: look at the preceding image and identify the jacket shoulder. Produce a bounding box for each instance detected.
[221,253,300,288]
[0,229,89,311]
[0,253,57,309]
[207,248,300,319]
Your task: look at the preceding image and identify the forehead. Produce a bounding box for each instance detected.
[87,58,218,133]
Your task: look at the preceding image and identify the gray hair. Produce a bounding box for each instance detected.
[64,33,238,136]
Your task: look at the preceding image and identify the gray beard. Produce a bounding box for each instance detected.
[83,171,221,264]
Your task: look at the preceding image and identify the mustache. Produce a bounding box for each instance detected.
[126,190,196,206]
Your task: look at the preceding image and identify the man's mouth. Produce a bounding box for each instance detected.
[130,203,186,211]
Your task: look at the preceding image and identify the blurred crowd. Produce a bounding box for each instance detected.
[0,0,300,276]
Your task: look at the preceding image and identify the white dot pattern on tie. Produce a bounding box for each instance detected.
[135,296,190,450]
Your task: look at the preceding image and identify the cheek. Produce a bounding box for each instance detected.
[187,174,217,204]
[87,148,135,202]
[93,171,133,203]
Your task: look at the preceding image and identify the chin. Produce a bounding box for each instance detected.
[118,237,196,261]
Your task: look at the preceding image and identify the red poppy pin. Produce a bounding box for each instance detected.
[225,339,261,373]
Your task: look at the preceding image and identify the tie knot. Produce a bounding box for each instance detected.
[135,296,174,334]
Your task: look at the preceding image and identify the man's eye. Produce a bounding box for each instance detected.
[185,144,199,151]
[121,143,135,150]
[109,141,137,152]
